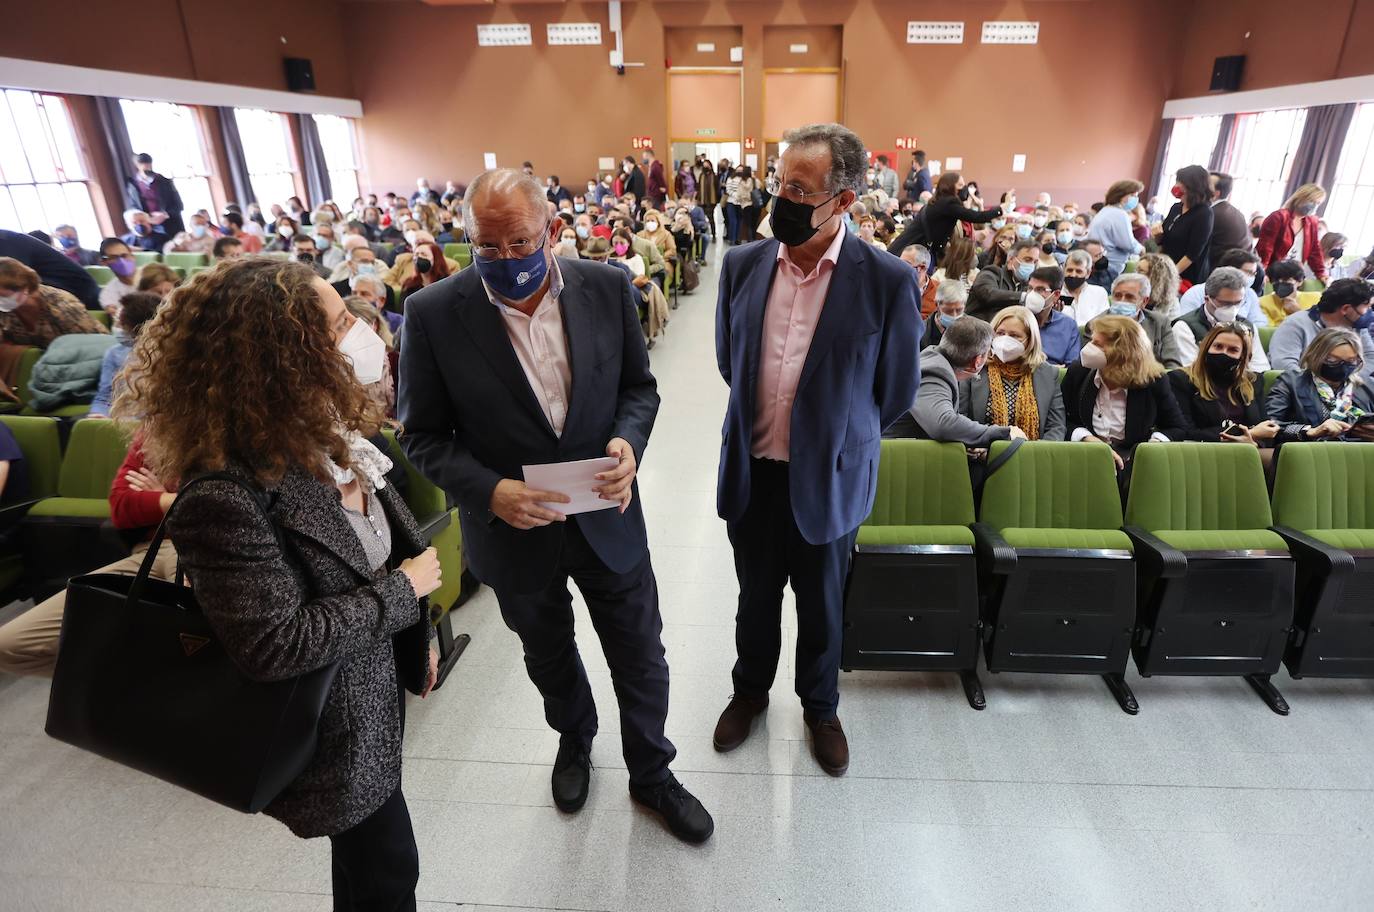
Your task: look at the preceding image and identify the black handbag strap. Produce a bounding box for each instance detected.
[984,436,1025,479]
[127,471,279,610]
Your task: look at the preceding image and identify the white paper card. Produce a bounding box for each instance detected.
[598,156,616,171]
[730,46,744,62]
[697,42,716,52]
[1012,153,1026,172]
[945,156,963,170]
[745,153,758,170]
[522,456,620,515]
[483,152,497,170]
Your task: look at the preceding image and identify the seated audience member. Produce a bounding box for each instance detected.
[0,227,101,308]
[638,210,677,287]
[269,215,301,252]
[1063,249,1110,325]
[1268,278,1374,380]
[959,305,1067,441]
[90,291,160,417]
[162,211,216,256]
[334,243,398,314]
[899,244,931,299]
[385,231,458,292]
[1063,313,1187,471]
[1085,179,1144,279]
[1177,249,1267,325]
[1172,266,1270,372]
[1258,259,1320,325]
[343,294,397,420]
[1035,229,1060,270]
[886,315,1026,444]
[97,238,139,318]
[968,239,1044,321]
[1091,272,1184,369]
[1051,221,1074,263]
[314,224,345,270]
[0,434,179,676]
[291,235,332,280]
[284,195,310,226]
[611,228,650,283]
[930,235,979,297]
[213,236,244,261]
[616,220,667,283]
[1136,252,1181,319]
[978,224,1017,270]
[857,215,885,250]
[344,221,393,263]
[398,241,450,309]
[1267,327,1374,443]
[351,275,401,335]
[1025,266,1082,366]
[0,420,29,535]
[360,206,385,242]
[220,211,262,254]
[53,224,100,266]
[0,257,108,347]
[582,236,633,281]
[120,209,168,252]
[1168,323,1278,450]
[924,279,967,350]
[555,225,581,259]
[670,211,695,268]
[1319,231,1347,280]
[137,263,181,299]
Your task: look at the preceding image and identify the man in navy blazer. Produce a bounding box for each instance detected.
[713,124,923,776]
[398,170,713,844]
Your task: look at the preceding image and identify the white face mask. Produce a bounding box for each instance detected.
[1079,342,1109,370]
[645,221,659,232]
[1209,300,1240,324]
[403,230,419,247]
[1023,290,1047,314]
[0,293,21,313]
[278,224,295,238]
[339,317,387,385]
[991,335,1026,363]
[190,224,207,238]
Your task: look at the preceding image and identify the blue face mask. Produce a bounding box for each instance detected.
[474,243,550,302]
[937,312,960,328]
[58,235,79,249]
[1013,261,1035,281]
[575,225,590,239]
[574,204,586,213]
[1108,301,1138,317]
[1122,196,1139,212]
[991,219,1006,230]
[1015,224,1033,239]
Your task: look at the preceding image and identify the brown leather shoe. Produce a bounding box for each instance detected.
[712,694,769,752]
[803,712,849,776]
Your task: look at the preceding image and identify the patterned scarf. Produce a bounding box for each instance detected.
[1313,377,1368,423]
[987,360,1041,440]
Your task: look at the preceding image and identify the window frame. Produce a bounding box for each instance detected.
[233,107,300,210]
[0,89,102,246]
[312,113,362,206]
[118,97,218,224]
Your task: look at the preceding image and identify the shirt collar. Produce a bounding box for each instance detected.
[481,252,564,313]
[776,223,846,278]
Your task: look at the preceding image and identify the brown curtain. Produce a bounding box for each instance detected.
[1207,114,1236,172]
[216,107,256,208]
[295,113,333,208]
[1283,103,1357,211]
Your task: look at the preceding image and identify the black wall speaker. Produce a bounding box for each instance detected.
[1210,55,1245,92]
[284,57,316,93]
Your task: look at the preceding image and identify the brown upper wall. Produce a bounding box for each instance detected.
[762,25,842,69]
[664,26,743,68]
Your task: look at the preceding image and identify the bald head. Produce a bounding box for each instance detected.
[464,169,548,248]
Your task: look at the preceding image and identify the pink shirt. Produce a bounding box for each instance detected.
[751,227,846,460]
[481,259,572,437]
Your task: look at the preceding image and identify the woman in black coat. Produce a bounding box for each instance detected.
[114,257,442,910]
[1155,164,1215,285]
[1168,323,1280,444]
[888,171,1004,264]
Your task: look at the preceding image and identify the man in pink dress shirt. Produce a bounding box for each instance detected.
[713,124,924,776]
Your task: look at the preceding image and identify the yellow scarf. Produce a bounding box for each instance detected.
[987,360,1040,440]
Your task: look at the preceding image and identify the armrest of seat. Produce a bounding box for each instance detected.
[1123,526,1187,579]
[1272,525,1355,577]
[971,522,1017,576]
[414,509,452,544]
[0,498,44,533]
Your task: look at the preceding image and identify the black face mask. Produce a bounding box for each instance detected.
[1204,351,1241,383]
[1250,224,1262,238]
[1330,247,1345,260]
[296,252,314,264]
[1272,280,1297,298]
[1040,242,1055,254]
[1319,361,1357,385]
[415,256,433,275]
[1064,275,1087,291]
[1093,256,1109,273]
[957,186,970,201]
[770,193,841,248]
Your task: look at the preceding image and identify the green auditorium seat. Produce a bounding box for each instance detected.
[1258,325,1276,355]
[0,416,62,595]
[163,252,208,271]
[381,430,478,689]
[1262,369,1284,399]
[1300,278,1324,292]
[186,265,212,278]
[0,347,40,416]
[973,441,1139,713]
[443,242,472,270]
[1124,442,1294,714]
[132,251,160,267]
[23,418,134,598]
[88,310,111,328]
[841,440,984,709]
[1271,443,1374,679]
[85,265,115,286]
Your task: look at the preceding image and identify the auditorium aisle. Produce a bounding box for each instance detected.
[2,242,1374,912]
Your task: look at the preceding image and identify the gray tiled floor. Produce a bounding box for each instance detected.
[3,238,1374,911]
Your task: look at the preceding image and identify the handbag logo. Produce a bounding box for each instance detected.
[179,633,211,657]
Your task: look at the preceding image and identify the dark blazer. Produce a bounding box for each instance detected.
[966,264,1025,322]
[1166,368,1266,441]
[716,231,923,545]
[1209,199,1251,265]
[0,229,100,308]
[1160,202,1214,284]
[1062,363,1189,449]
[959,362,1068,441]
[398,258,659,595]
[168,465,432,839]
[1266,369,1374,444]
[919,195,1002,264]
[124,172,185,237]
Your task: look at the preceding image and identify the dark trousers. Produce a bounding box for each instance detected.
[494,517,675,787]
[328,786,418,912]
[727,458,858,718]
[724,203,740,243]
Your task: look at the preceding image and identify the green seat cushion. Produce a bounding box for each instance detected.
[857,525,975,547]
[981,441,1123,530]
[26,497,111,519]
[21,403,92,418]
[1001,528,1133,551]
[1305,529,1374,550]
[1154,529,1287,552]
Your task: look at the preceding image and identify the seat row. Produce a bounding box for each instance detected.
[844,440,1374,715]
[0,417,477,688]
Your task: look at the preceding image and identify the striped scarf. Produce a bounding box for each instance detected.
[987,360,1041,440]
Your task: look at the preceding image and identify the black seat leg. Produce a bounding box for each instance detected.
[1102,673,1139,715]
[1244,673,1290,716]
[959,669,986,710]
[432,612,471,691]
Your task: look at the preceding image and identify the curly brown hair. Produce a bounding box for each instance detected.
[113,257,382,486]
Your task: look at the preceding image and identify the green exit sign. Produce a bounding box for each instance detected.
[695,128,717,136]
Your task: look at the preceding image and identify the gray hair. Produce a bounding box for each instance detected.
[1065,249,1093,271]
[781,123,867,194]
[463,169,548,242]
[1204,265,1249,299]
[1111,271,1151,300]
[901,244,932,269]
[351,274,386,297]
[934,278,967,306]
[938,315,994,368]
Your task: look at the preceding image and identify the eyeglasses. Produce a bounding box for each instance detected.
[472,222,550,260]
[764,176,837,205]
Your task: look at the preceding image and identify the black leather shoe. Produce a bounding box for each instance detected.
[551,741,591,813]
[629,774,714,844]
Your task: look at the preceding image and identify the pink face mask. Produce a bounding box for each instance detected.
[613,242,630,256]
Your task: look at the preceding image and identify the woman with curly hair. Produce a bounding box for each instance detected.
[1135,251,1180,319]
[113,257,442,909]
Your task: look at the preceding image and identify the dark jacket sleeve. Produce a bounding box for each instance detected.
[1062,364,1090,434]
[715,249,736,384]
[611,270,661,463]
[886,216,925,256]
[1039,366,1068,441]
[161,175,184,213]
[1149,373,1189,441]
[875,265,923,431]
[1266,372,1312,443]
[1163,370,1211,441]
[967,267,1022,321]
[167,480,424,682]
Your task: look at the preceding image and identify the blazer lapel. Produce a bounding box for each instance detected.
[560,265,595,439]
[270,468,375,581]
[797,233,865,395]
[740,240,781,392]
[453,271,558,439]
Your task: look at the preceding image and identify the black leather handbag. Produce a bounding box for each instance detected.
[45,472,341,814]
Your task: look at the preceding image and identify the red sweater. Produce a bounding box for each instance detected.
[1256,209,1326,281]
[109,438,177,531]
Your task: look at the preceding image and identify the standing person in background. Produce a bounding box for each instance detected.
[674,160,696,201]
[623,155,647,204]
[1154,165,1215,288]
[53,225,99,266]
[124,153,185,238]
[120,210,168,253]
[874,154,899,200]
[887,172,1003,265]
[714,124,921,778]
[904,150,932,202]
[643,148,668,211]
[1207,171,1251,265]
[694,155,720,242]
[1256,184,1329,284]
[1086,180,1145,280]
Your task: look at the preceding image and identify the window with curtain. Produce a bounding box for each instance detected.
[233,108,297,210]
[312,114,361,205]
[1325,102,1374,262]
[1217,107,1308,222]
[1159,115,1223,197]
[119,98,215,221]
[0,89,101,244]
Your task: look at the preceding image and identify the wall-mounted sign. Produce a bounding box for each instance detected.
[789,43,809,53]
[696,128,717,136]
[894,136,918,150]
[697,42,716,53]
[743,137,757,151]
[631,136,654,150]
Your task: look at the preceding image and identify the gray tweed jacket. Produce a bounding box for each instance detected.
[167,463,432,838]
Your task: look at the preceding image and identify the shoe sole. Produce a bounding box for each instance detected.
[629,792,715,844]
[553,791,588,813]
